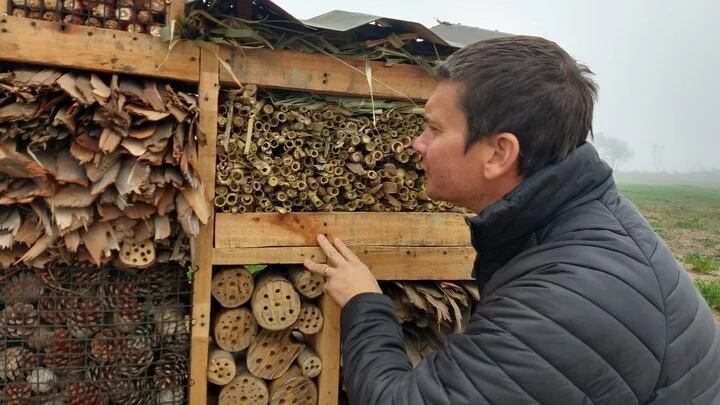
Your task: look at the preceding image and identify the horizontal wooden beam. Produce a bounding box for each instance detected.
[220,47,436,101]
[215,212,471,249]
[213,246,475,280]
[0,16,200,83]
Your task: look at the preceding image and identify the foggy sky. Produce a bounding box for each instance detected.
[275,0,720,172]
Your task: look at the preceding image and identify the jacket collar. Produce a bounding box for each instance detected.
[466,142,615,286]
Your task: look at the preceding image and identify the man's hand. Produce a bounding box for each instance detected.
[303,234,382,307]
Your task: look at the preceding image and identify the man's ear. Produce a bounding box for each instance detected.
[484,132,521,180]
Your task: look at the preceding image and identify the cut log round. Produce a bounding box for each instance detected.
[296,347,322,379]
[246,329,303,380]
[269,365,318,405]
[118,239,156,268]
[294,303,324,335]
[214,307,258,353]
[212,267,254,308]
[287,266,324,299]
[208,348,237,386]
[250,272,300,331]
[219,369,269,405]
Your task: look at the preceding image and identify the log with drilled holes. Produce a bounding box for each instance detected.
[295,347,322,379]
[211,267,255,308]
[268,365,318,405]
[213,307,258,353]
[246,328,304,380]
[250,271,301,331]
[287,266,324,299]
[294,302,324,335]
[207,347,237,386]
[218,367,269,405]
[118,239,156,268]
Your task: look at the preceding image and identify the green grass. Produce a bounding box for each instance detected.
[684,253,719,274]
[619,184,720,264]
[696,281,720,311]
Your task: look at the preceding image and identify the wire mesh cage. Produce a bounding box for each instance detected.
[0,265,192,404]
[6,0,168,36]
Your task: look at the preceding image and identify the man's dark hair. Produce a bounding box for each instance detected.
[435,35,598,176]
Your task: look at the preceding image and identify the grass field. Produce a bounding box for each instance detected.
[618,182,720,320]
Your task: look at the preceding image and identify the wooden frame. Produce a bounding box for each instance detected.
[220,47,436,101]
[0,14,465,403]
[0,16,200,83]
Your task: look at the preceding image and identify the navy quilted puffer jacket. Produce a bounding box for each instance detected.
[341,143,720,404]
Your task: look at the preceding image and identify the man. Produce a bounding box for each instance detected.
[304,36,720,404]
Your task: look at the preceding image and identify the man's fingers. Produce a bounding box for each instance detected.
[304,258,327,275]
[333,238,360,262]
[317,234,344,265]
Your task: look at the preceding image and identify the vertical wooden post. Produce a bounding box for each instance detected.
[312,294,341,405]
[166,0,185,23]
[1,0,9,15]
[189,44,219,404]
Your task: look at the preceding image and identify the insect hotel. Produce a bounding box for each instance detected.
[0,0,505,403]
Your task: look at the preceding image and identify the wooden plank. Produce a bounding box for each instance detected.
[310,294,341,405]
[1,0,8,16]
[188,44,219,404]
[220,47,436,101]
[166,0,185,23]
[215,212,471,249]
[0,16,199,83]
[213,246,475,280]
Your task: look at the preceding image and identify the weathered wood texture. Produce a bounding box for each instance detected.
[0,16,200,82]
[220,47,436,100]
[215,212,470,248]
[214,246,475,280]
[189,45,219,404]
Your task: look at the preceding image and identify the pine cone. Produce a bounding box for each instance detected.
[0,302,38,338]
[38,292,69,325]
[111,297,145,333]
[151,299,186,337]
[137,267,180,299]
[27,325,55,350]
[90,329,126,364]
[0,347,38,381]
[70,268,109,290]
[85,364,121,393]
[117,345,153,377]
[156,386,185,405]
[59,382,109,405]
[1,271,44,305]
[153,352,188,389]
[65,297,103,338]
[107,376,151,405]
[98,281,137,309]
[43,329,84,373]
[1,381,32,405]
[26,367,57,394]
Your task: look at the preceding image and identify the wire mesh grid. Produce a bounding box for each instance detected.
[0,265,192,404]
[6,0,169,36]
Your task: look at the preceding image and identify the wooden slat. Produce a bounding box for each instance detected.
[1,0,8,16]
[213,246,475,280]
[166,0,185,23]
[220,47,436,101]
[0,16,199,83]
[188,45,219,404]
[215,212,471,249]
[311,294,341,405]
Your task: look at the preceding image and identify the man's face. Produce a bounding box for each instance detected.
[412,81,489,209]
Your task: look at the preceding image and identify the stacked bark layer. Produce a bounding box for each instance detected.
[210,265,324,405]
[0,67,209,268]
